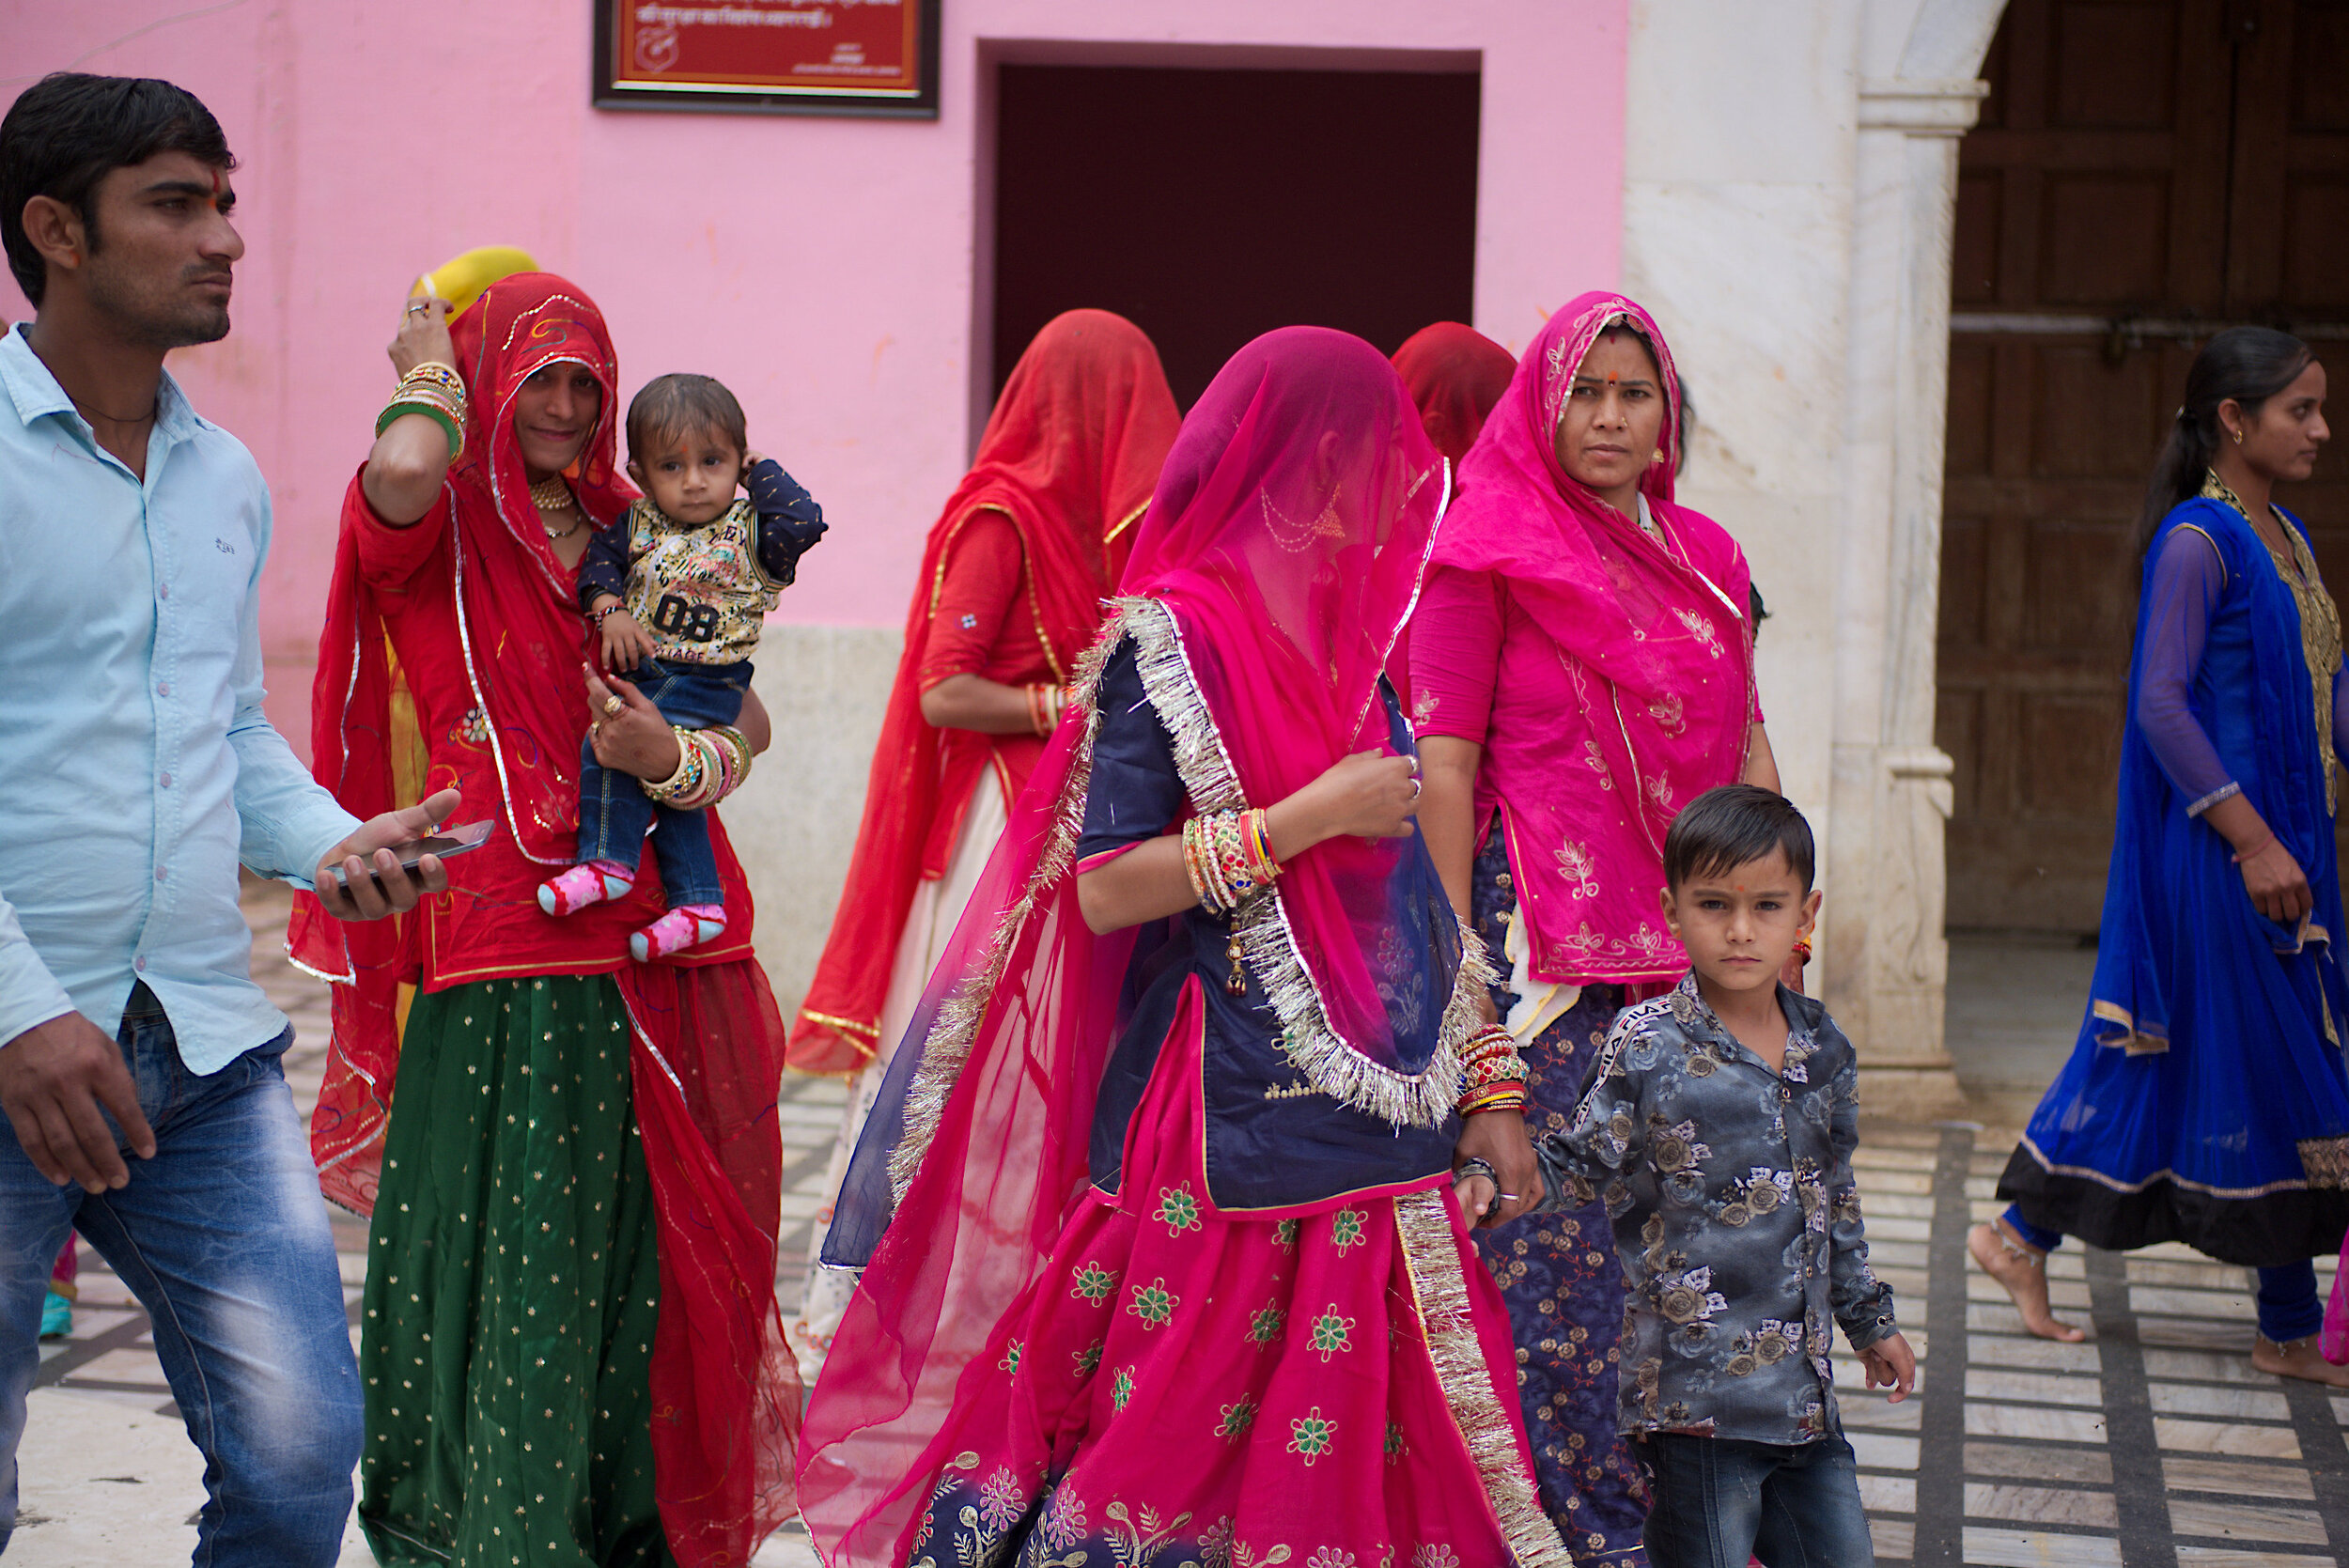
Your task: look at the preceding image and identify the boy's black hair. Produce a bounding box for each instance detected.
[1663,784,1815,893]
[627,373,747,465]
[1,73,235,307]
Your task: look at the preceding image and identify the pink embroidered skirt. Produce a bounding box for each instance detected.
[898,993,1565,1568]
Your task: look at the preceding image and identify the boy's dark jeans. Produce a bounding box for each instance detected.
[1641,1432,1875,1567]
[578,657,747,909]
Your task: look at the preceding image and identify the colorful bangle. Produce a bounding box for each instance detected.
[1024,682,1066,737]
[376,395,462,459]
[1458,1085,1529,1116]
[640,726,708,806]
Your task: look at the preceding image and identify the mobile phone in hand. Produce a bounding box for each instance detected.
[329,820,493,888]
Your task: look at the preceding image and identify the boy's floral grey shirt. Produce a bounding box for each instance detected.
[1534,973,1898,1444]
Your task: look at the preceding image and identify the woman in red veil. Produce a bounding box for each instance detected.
[1393,320,1517,468]
[288,272,797,1567]
[786,309,1178,1380]
[798,328,1568,1568]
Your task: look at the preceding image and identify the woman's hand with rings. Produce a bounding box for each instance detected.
[390,295,457,380]
[583,663,681,781]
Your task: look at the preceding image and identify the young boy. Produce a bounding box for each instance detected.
[1501,784,1914,1566]
[537,372,825,959]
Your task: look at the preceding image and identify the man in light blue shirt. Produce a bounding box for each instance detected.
[0,74,458,1565]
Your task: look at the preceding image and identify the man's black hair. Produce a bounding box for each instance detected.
[1663,784,1816,893]
[1,73,235,306]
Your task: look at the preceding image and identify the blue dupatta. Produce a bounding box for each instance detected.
[2001,491,2349,1265]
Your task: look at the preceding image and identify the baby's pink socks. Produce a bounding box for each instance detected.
[630,904,727,962]
[537,862,634,917]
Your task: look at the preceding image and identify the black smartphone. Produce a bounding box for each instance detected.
[329,819,494,888]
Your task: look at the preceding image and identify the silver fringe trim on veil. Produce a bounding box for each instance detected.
[1395,1189,1576,1568]
[1118,595,1494,1129]
[884,619,1121,1204]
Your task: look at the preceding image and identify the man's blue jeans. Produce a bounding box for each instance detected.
[0,989,361,1563]
[1641,1431,1877,1567]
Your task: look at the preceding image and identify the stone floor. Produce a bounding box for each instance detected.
[11,902,2349,1566]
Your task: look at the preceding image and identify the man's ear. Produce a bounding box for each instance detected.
[20,194,88,281]
[1658,881,1680,938]
[1800,888,1824,933]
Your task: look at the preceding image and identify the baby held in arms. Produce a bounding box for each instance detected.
[537,373,826,960]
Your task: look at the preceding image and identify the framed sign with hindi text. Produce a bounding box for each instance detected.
[593,0,941,118]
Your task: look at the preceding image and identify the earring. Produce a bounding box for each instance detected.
[2233,428,2244,444]
[1653,448,1666,464]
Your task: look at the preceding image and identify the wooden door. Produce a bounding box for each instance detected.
[1938,0,2349,933]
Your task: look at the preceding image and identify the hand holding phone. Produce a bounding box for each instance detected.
[313,789,469,923]
[327,819,493,888]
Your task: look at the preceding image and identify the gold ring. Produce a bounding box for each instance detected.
[601,694,626,716]
[590,720,602,740]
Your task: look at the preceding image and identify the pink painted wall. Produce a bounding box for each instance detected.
[6,2,1626,753]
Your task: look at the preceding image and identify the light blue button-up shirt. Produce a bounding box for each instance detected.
[0,323,357,1072]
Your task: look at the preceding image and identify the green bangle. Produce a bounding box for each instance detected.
[376,396,462,460]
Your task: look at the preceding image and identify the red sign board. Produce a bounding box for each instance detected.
[595,0,940,117]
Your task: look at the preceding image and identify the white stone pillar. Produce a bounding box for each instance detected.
[1825,76,1985,1118]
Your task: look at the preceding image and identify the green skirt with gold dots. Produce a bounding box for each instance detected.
[356,973,677,1568]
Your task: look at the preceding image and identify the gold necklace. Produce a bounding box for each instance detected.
[530,474,582,540]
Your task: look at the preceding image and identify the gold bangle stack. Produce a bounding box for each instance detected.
[376,360,469,460]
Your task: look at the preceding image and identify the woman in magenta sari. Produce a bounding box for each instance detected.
[797,328,1568,1568]
[1412,295,1777,1563]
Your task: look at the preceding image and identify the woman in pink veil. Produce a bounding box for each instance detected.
[1412,295,1775,1561]
[797,328,1570,1568]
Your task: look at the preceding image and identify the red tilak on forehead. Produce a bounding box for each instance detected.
[209,167,223,197]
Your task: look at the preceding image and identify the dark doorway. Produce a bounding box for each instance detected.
[990,63,1481,408]
[1937,0,2349,932]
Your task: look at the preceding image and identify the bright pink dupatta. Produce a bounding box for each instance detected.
[798,328,1492,1563]
[1435,292,1756,985]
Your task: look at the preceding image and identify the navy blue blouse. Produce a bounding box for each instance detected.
[1075,640,1459,1213]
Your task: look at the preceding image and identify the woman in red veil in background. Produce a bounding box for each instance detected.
[290,271,797,1567]
[786,309,1178,1381]
[1390,321,1517,695]
[1393,321,1517,468]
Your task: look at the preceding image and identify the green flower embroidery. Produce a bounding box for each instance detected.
[1246,1301,1286,1348]
[1216,1394,1259,1442]
[1070,1262,1117,1305]
[1273,1217,1299,1250]
[1155,1182,1202,1235]
[1127,1277,1178,1329]
[1384,1421,1408,1464]
[1112,1365,1136,1413]
[1286,1406,1336,1466]
[1330,1208,1367,1255]
[1073,1339,1104,1377]
[1308,1307,1354,1361]
[998,1341,1022,1374]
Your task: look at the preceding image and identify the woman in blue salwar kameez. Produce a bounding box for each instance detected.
[1975,327,2349,1382]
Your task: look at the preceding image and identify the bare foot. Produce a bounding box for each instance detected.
[2251,1332,2349,1387]
[1967,1219,2087,1342]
